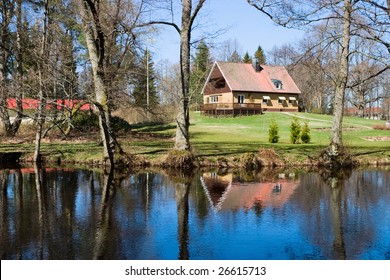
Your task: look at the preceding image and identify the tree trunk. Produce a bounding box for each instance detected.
[174,0,192,151]
[78,0,115,165]
[329,0,352,156]
[11,0,24,135]
[34,0,49,163]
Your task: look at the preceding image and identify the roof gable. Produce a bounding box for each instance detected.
[203,61,301,94]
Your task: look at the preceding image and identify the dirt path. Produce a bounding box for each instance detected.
[283,112,373,130]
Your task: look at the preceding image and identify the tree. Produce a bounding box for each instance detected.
[254,45,266,64]
[268,118,279,143]
[132,49,159,109]
[149,0,208,151]
[77,0,141,164]
[190,40,211,110]
[301,121,311,143]
[228,50,242,62]
[290,116,301,144]
[243,51,252,63]
[0,0,24,136]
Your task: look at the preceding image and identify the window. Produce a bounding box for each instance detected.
[278,96,286,105]
[238,95,245,104]
[272,79,283,90]
[263,96,270,105]
[210,95,219,103]
[289,97,296,105]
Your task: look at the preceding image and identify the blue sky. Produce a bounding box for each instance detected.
[150,0,304,63]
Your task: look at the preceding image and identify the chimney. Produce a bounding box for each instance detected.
[252,58,262,72]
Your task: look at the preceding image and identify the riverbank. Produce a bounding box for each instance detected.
[1,112,389,168]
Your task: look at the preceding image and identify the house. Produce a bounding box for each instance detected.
[201,61,301,116]
[7,98,91,111]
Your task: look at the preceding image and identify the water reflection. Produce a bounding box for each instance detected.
[0,166,390,260]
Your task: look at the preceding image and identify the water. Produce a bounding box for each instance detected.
[1,166,390,260]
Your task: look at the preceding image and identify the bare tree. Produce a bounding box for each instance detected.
[0,0,24,136]
[148,0,207,151]
[77,0,142,164]
[247,0,390,163]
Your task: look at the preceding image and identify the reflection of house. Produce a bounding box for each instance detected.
[201,61,301,116]
[200,172,299,211]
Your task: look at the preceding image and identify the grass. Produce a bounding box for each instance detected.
[1,111,389,165]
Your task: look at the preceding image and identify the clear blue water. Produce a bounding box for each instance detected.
[1,167,390,260]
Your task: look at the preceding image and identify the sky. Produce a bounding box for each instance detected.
[149,0,304,64]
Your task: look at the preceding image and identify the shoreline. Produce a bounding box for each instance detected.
[8,149,390,170]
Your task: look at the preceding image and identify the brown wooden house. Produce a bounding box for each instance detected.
[201,61,301,116]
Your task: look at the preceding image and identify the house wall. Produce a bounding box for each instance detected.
[232,92,299,112]
[203,92,233,104]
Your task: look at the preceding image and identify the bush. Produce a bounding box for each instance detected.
[300,121,311,143]
[111,116,132,132]
[268,118,279,143]
[290,116,301,144]
[71,111,99,131]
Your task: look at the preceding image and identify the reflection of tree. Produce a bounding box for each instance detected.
[176,182,190,260]
[170,171,194,260]
[329,177,346,260]
[0,169,10,258]
[93,168,115,260]
[33,163,45,259]
[291,168,390,259]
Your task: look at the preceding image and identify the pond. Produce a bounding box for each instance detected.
[1,166,390,260]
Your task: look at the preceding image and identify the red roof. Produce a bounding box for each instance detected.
[203,61,301,94]
[7,98,91,111]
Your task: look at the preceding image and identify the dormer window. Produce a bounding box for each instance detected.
[272,79,283,90]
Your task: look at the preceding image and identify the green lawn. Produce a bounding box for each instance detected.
[1,111,389,165]
[181,112,387,163]
[124,111,389,164]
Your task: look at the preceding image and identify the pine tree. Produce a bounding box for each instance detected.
[290,116,301,144]
[254,45,266,64]
[268,118,279,143]
[301,121,311,143]
[190,40,211,109]
[243,51,252,63]
[228,50,242,62]
[132,49,159,108]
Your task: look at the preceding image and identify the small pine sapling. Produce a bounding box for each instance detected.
[290,116,301,144]
[268,118,279,143]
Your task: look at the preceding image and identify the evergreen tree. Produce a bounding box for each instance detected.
[243,51,252,63]
[132,49,159,108]
[254,45,266,64]
[301,121,311,143]
[190,40,211,109]
[228,50,242,62]
[290,116,301,144]
[268,118,280,143]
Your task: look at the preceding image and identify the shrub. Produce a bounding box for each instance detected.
[268,118,279,143]
[300,121,311,143]
[111,116,132,132]
[71,111,99,131]
[290,116,301,144]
